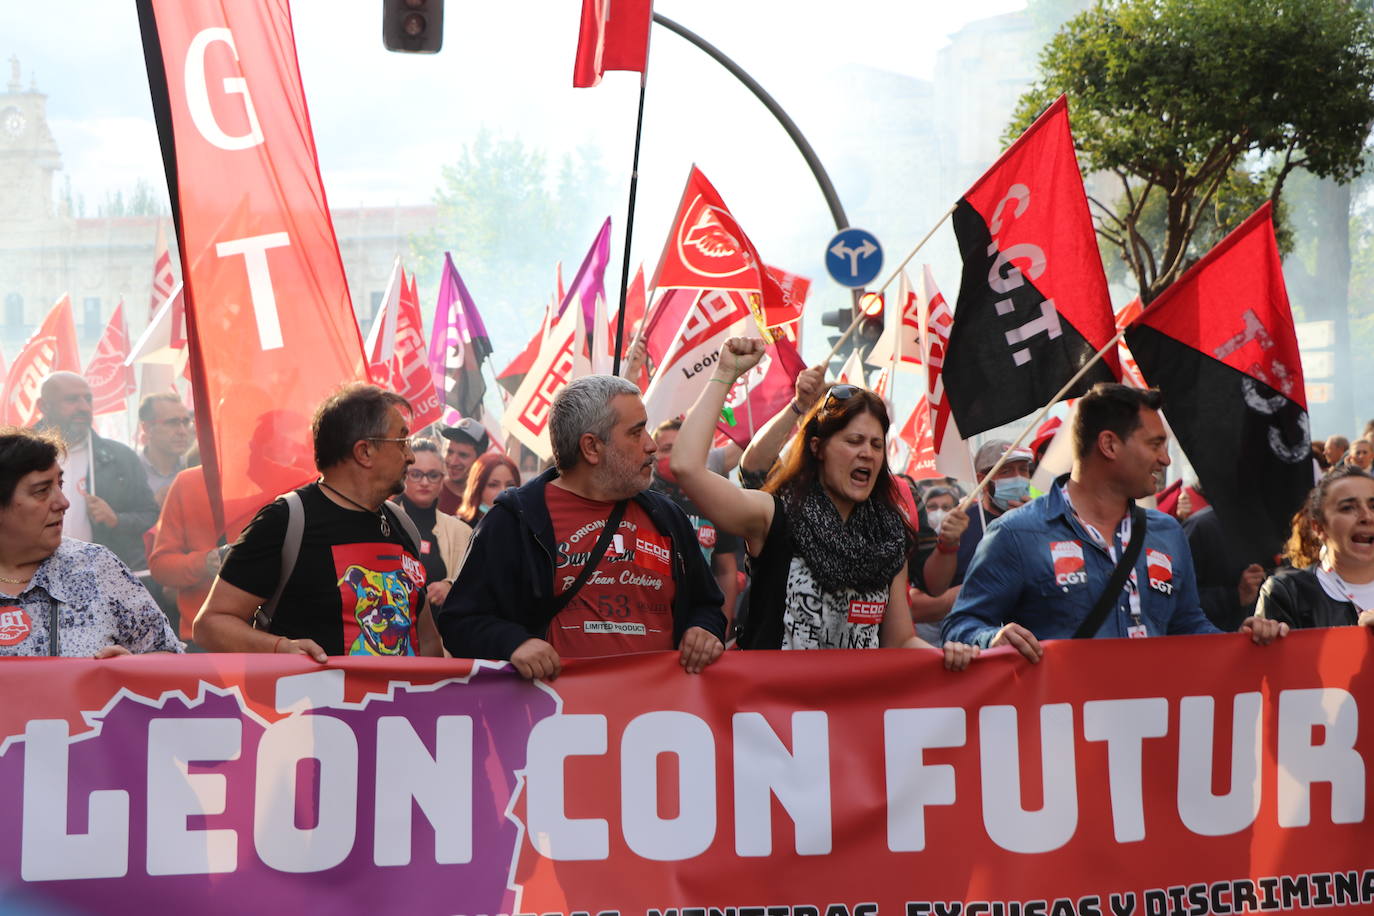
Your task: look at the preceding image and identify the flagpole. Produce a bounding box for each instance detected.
[822,204,955,367]
[957,325,1129,511]
[612,69,650,377]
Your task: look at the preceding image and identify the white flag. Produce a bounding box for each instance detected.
[867,270,922,371]
[642,289,751,426]
[365,257,403,387]
[836,348,867,388]
[502,301,589,461]
[918,264,975,484]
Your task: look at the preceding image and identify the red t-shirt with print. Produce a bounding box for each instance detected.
[544,485,676,657]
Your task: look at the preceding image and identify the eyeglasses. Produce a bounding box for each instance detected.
[367,436,413,451]
[406,469,445,482]
[821,384,860,413]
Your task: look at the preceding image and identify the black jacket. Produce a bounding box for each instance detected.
[437,467,726,660]
[1256,566,1359,629]
[34,423,160,571]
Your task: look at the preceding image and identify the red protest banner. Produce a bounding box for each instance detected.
[137,0,368,526]
[1,629,1368,916]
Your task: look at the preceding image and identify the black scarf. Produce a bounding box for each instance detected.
[785,481,910,594]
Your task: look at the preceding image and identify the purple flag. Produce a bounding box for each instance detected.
[428,252,493,420]
[557,217,613,348]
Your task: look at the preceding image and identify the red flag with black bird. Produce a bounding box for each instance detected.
[1125,202,1310,566]
[942,95,1118,436]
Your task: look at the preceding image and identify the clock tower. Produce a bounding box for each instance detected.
[0,55,63,229]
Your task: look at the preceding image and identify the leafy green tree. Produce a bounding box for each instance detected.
[1010,0,1374,303]
[411,129,612,341]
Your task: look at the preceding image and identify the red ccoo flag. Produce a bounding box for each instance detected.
[84,300,138,416]
[573,0,652,88]
[2,295,81,427]
[943,95,1118,436]
[1126,202,1310,566]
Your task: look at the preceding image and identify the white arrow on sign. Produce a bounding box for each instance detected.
[829,238,878,276]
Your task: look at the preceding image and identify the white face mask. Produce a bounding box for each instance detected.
[927,509,948,530]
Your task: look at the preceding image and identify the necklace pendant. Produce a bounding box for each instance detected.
[379,515,391,537]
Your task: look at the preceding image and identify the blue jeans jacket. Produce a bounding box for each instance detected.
[942,475,1216,647]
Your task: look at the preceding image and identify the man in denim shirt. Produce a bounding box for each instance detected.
[942,384,1288,661]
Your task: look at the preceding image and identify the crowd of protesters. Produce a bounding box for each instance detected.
[1,336,1371,664]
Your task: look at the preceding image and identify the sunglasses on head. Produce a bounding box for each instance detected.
[821,384,860,413]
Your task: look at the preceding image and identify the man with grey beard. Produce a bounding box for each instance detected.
[34,371,158,571]
[438,375,726,679]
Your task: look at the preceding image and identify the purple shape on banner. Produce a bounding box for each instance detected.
[428,252,493,420]
[556,217,612,347]
[0,666,559,916]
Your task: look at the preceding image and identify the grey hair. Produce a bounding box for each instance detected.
[550,375,642,471]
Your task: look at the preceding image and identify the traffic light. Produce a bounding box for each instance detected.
[856,291,885,357]
[383,0,444,53]
[821,305,856,366]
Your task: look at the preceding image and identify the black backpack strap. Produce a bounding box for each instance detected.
[540,500,628,632]
[1072,505,1148,639]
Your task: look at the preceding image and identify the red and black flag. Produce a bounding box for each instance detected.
[943,95,1118,435]
[1126,202,1311,565]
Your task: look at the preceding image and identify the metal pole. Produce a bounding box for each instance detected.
[653,13,849,235]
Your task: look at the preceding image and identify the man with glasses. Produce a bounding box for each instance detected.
[195,383,443,659]
[138,393,194,506]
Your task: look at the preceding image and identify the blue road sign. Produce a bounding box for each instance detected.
[824,228,883,288]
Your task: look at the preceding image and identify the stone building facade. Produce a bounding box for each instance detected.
[0,56,436,361]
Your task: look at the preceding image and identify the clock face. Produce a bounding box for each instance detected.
[1,107,25,138]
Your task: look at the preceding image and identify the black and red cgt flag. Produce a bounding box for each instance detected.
[1126,202,1311,566]
[943,95,1118,435]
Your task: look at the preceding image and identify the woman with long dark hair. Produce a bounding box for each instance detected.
[1258,464,1374,629]
[670,338,978,666]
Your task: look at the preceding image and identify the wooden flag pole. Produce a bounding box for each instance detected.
[957,325,1130,511]
[822,204,955,367]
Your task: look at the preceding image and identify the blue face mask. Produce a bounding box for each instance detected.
[991,476,1031,511]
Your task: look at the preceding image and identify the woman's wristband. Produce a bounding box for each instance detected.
[935,539,960,555]
[788,400,806,417]
[272,636,286,654]
[708,376,733,387]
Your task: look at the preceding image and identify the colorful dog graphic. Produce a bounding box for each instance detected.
[338,564,416,655]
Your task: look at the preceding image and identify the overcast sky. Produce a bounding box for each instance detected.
[3,0,1032,377]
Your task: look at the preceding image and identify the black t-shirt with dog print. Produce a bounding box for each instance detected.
[219,483,426,656]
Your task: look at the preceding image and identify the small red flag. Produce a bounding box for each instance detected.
[2,295,81,427]
[84,301,138,416]
[573,0,652,88]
